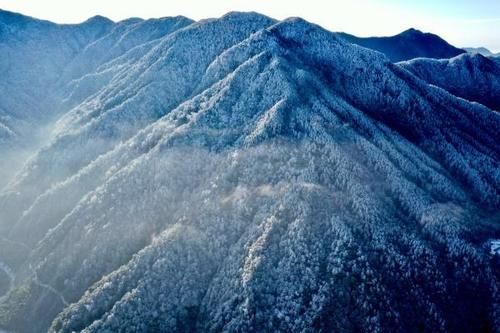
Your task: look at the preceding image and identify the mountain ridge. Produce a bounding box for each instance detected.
[399,52,500,111]
[338,28,465,62]
[464,46,500,58]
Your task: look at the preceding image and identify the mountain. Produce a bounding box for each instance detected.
[0,9,117,187]
[0,9,193,189]
[464,47,500,57]
[338,28,465,62]
[0,11,499,333]
[399,53,500,111]
[0,9,113,146]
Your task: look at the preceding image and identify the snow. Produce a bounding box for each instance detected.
[0,261,14,297]
[399,52,500,110]
[0,9,499,333]
[490,240,500,256]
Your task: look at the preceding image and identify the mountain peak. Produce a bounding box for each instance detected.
[338,27,465,61]
[269,16,321,36]
[81,15,114,26]
[0,8,48,26]
[401,27,423,35]
[0,8,26,19]
[463,46,500,57]
[219,11,274,22]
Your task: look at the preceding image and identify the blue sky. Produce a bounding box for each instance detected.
[0,0,499,51]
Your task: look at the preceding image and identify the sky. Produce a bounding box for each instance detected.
[0,0,499,52]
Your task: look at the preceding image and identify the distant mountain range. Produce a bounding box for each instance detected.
[337,28,465,62]
[0,9,498,333]
[464,47,500,57]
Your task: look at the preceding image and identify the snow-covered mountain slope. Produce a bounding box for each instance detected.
[0,12,499,333]
[60,16,194,82]
[338,28,465,62]
[57,15,195,112]
[0,10,193,189]
[0,12,275,231]
[399,53,500,111]
[0,11,118,190]
[0,9,113,147]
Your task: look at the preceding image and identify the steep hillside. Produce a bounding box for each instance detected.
[0,12,275,231]
[0,10,193,189]
[338,28,465,62]
[0,12,499,333]
[399,53,500,111]
[0,9,113,147]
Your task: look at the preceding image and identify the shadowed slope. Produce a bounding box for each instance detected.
[338,28,465,62]
[399,53,500,111]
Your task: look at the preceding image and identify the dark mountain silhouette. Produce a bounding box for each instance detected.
[338,28,465,62]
